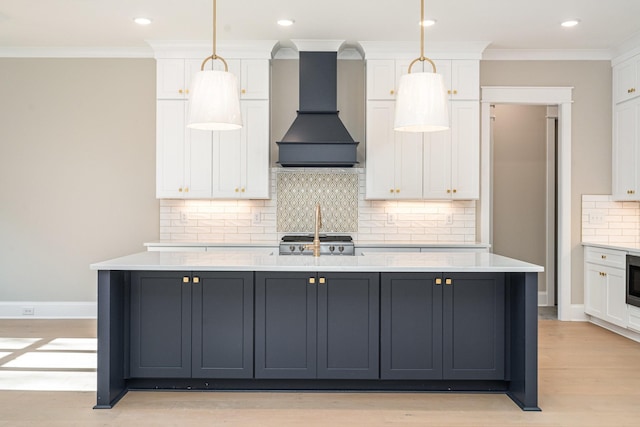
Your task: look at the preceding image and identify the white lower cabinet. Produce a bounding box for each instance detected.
[584,246,628,328]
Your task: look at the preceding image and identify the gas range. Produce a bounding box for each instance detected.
[278,235,355,256]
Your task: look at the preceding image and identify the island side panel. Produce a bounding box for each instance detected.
[95,270,128,409]
[507,271,540,411]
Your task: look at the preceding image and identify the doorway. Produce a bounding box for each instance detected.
[490,104,557,313]
[479,87,573,321]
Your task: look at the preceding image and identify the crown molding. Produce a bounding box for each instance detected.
[482,48,613,61]
[611,32,640,65]
[0,47,153,58]
[358,41,490,60]
[147,40,279,59]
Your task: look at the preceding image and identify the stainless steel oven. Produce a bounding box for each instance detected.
[626,255,640,308]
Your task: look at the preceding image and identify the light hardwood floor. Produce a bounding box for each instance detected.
[1,318,640,426]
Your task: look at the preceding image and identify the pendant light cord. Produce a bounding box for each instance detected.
[408,0,436,74]
[200,0,229,72]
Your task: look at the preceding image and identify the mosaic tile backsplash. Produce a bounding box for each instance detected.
[277,171,358,232]
[159,168,477,243]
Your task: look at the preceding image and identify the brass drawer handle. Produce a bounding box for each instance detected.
[435,278,442,285]
[319,277,326,284]
[183,276,190,284]
[193,277,200,284]
[309,277,316,284]
[445,278,453,285]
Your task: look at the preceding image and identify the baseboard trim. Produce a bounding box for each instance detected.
[538,292,548,306]
[588,316,640,344]
[570,304,588,321]
[0,302,97,319]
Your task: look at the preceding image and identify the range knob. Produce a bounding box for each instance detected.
[299,245,306,253]
[338,246,345,254]
[289,245,295,253]
[329,245,335,254]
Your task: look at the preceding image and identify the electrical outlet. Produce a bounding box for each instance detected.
[252,213,261,225]
[180,211,188,224]
[445,214,454,225]
[387,213,396,224]
[589,212,605,225]
[22,307,34,316]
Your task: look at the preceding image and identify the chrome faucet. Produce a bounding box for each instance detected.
[306,203,322,257]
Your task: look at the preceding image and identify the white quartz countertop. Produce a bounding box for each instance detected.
[144,240,490,249]
[91,251,543,273]
[582,242,640,256]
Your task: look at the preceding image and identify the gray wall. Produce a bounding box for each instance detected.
[0,59,159,302]
[481,60,613,304]
[491,105,548,292]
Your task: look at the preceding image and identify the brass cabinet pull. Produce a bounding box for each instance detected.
[601,255,607,259]
[453,90,458,95]
[179,89,184,94]
[184,187,189,193]
[447,189,451,194]
[319,277,326,284]
[628,88,636,94]
[241,89,246,94]
[235,188,239,192]
[447,90,452,95]
[241,188,246,193]
[390,90,395,95]
[182,276,190,283]
[309,277,316,284]
[179,187,183,192]
[435,278,442,285]
[395,189,400,193]
[390,189,394,193]
[599,272,607,277]
[445,278,453,285]
[453,189,457,193]
[193,277,200,284]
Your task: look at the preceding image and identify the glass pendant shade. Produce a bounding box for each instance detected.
[394,71,449,132]
[187,69,242,131]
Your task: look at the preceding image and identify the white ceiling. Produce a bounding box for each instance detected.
[1,0,640,58]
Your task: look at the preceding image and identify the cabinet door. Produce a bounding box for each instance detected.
[240,59,269,99]
[442,273,505,380]
[395,131,424,199]
[130,271,191,378]
[191,272,254,378]
[317,273,380,379]
[212,100,269,199]
[381,273,443,379]
[450,101,480,199]
[157,59,186,99]
[612,99,640,200]
[156,100,186,198]
[365,101,398,198]
[450,60,479,100]
[254,272,317,379]
[184,125,213,198]
[242,100,270,198]
[603,266,628,328]
[423,129,452,199]
[614,58,639,104]
[367,60,396,100]
[584,262,606,318]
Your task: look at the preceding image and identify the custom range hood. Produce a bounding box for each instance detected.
[277,42,359,167]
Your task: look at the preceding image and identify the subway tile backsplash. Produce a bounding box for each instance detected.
[160,168,477,243]
[582,194,640,245]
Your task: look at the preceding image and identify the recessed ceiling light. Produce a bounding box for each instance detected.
[561,19,580,28]
[277,19,295,27]
[134,17,152,26]
[420,19,437,27]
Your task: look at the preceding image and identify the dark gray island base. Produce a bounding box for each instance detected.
[94,268,539,411]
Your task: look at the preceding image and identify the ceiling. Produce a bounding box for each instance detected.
[1,0,640,58]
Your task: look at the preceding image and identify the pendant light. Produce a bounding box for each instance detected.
[394,0,449,132]
[187,0,242,131]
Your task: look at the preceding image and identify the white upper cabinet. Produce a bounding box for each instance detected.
[212,100,270,199]
[423,101,480,200]
[156,59,210,100]
[365,101,423,199]
[614,55,640,104]
[612,98,640,200]
[240,60,270,99]
[367,59,479,102]
[156,100,213,199]
[152,42,274,200]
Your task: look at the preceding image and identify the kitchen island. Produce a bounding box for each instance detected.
[90,251,542,411]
